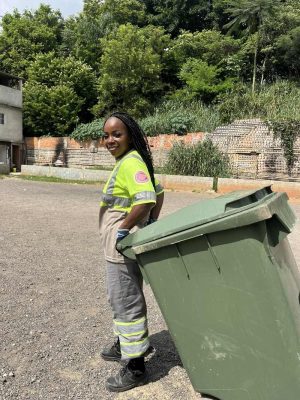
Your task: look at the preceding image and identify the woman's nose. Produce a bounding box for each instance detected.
[106,135,115,144]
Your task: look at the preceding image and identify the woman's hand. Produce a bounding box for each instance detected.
[116,228,130,243]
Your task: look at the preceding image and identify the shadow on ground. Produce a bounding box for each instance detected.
[146,330,183,382]
[146,330,221,400]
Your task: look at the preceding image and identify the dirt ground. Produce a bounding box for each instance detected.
[1,178,299,400]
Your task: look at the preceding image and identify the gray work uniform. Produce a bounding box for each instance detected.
[99,150,163,359]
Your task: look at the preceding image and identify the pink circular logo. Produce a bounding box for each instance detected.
[135,171,149,183]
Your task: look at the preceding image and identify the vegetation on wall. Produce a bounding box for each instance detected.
[267,120,300,174]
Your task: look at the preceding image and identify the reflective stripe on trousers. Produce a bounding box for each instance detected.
[106,260,150,360]
[114,316,149,358]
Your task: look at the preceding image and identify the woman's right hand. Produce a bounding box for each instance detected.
[116,228,130,243]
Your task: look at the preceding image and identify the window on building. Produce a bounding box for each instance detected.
[0,113,4,124]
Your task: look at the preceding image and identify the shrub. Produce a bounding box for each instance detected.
[140,99,221,136]
[71,119,104,141]
[169,114,194,135]
[165,139,231,177]
[70,99,221,140]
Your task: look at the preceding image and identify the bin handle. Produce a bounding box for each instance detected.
[224,186,273,211]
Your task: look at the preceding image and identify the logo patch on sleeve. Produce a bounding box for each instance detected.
[135,171,149,183]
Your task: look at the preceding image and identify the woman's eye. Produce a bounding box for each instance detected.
[103,134,109,140]
[113,132,122,138]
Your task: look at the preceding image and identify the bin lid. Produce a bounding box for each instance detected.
[118,186,296,259]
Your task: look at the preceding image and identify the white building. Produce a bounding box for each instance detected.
[0,71,23,173]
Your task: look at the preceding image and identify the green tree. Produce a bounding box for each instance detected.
[144,0,213,36]
[0,4,63,78]
[26,52,98,122]
[94,24,165,117]
[265,0,300,81]
[225,0,278,92]
[61,0,148,71]
[61,1,105,71]
[23,52,97,136]
[102,0,147,27]
[275,27,300,77]
[23,84,83,136]
[177,58,234,102]
[170,29,241,74]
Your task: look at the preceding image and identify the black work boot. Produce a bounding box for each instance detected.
[101,338,121,362]
[106,357,148,392]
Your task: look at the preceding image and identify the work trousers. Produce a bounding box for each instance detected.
[106,260,150,360]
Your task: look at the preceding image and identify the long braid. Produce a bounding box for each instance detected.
[106,112,156,190]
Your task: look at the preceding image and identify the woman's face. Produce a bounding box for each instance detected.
[103,117,132,159]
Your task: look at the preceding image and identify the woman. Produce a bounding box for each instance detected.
[99,112,164,392]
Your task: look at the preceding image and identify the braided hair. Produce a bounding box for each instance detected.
[104,112,156,190]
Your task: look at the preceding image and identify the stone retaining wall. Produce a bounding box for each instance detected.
[207,119,300,180]
[25,120,300,180]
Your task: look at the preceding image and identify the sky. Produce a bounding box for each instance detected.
[0,1,83,18]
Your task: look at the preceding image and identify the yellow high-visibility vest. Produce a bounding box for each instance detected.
[101,150,163,212]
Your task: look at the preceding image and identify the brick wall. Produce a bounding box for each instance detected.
[25,133,205,170]
[24,120,300,180]
[25,137,115,167]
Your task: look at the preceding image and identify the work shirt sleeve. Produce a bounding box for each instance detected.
[120,157,157,207]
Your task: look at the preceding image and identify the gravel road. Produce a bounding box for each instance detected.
[1,178,299,400]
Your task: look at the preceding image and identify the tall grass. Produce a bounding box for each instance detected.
[139,100,221,136]
[218,81,300,123]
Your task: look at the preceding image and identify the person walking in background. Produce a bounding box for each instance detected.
[99,112,164,392]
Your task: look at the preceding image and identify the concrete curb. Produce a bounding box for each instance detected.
[21,165,111,182]
[21,165,300,200]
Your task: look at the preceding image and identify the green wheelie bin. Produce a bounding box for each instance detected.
[117,186,300,400]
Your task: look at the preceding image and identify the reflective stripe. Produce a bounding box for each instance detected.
[114,316,146,327]
[103,151,150,209]
[106,152,143,195]
[155,183,164,194]
[102,194,131,207]
[133,191,156,203]
[120,330,147,337]
[120,336,150,358]
[120,338,150,357]
[106,162,122,195]
[120,338,148,346]
[114,316,149,359]
[121,346,150,358]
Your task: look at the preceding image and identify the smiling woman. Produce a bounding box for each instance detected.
[98,112,164,393]
[103,117,132,159]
